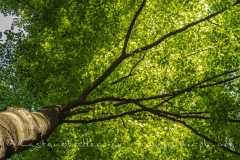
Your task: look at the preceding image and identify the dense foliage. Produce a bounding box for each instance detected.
[0,0,239,159]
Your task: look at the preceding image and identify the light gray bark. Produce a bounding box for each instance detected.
[0,106,61,159]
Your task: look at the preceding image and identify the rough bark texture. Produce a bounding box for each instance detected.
[0,106,62,159]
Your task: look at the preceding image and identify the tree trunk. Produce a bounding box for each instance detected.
[0,106,62,159]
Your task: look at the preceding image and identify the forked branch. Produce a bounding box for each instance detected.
[110,54,146,85]
[133,102,240,156]
[62,0,147,111]
[63,1,239,112]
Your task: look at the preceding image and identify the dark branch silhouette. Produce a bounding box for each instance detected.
[130,2,240,55]
[181,111,209,114]
[61,109,144,123]
[61,68,239,111]
[200,75,240,88]
[63,0,147,109]
[161,113,240,156]
[62,107,93,119]
[63,1,239,111]
[110,54,146,85]
[132,102,240,156]
[187,47,215,57]
[208,20,223,28]
[121,0,146,55]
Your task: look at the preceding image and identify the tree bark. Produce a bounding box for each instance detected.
[0,106,62,159]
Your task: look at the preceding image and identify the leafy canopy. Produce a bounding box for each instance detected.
[0,0,240,159]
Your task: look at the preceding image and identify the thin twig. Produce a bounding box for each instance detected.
[187,47,215,57]
[110,54,146,85]
[208,20,223,28]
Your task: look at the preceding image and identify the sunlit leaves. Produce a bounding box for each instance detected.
[0,0,240,159]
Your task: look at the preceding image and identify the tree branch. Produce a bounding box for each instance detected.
[181,111,209,114]
[121,0,146,55]
[62,0,147,111]
[62,2,239,112]
[200,75,240,88]
[174,115,240,123]
[121,68,239,108]
[61,107,93,119]
[130,2,239,55]
[61,109,144,123]
[132,101,240,156]
[187,47,215,57]
[110,54,146,85]
[114,68,239,107]
[208,20,223,28]
[160,113,240,156]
